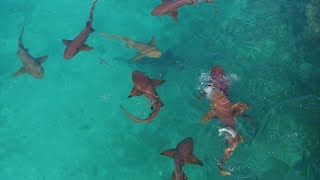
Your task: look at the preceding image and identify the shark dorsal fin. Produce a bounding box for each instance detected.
[128,86,143,97]
[186,154,204,166]
[160,148,176,158]
[151,79,165,87]
[148,36,156,46]
[35,55,48,64]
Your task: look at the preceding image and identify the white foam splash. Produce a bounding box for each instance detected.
[226,73,239,84]
[219,128,236,138]
[197,72,211,91]
[100,93,112,103]
[203,85,214,99]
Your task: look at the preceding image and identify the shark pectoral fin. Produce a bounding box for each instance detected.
[13,67,26,77]
[151,79,166,86]
[35,55,48,64]
[148,36,156,46]
[131,53,145,61]
[160,149,176,158]
[200,110,217,124]
[168,10,179,22]
[80,44,93,51]
[62,39,72,46]
[187,154,204,166]
[128,86,142,98]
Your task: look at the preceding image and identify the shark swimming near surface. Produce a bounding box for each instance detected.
[62,0,98,60]
[100,33,161,61]
[120,70,165,123]
[151,0,213,21]
[13,24,48,79]
[161,137,204,180]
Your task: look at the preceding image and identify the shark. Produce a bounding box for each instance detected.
[198,65,256,176]
[100,33,161,61]
[62,0,98,60]
[161,137,204,180]
[151,0,213,21]
[120,70,165,123]
[13,24,48,79]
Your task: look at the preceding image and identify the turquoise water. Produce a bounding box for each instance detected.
[0,0,319,179]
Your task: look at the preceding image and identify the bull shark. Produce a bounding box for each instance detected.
[62,0,98,60]
[120,71,165,123]
[160,137,204,180]
[151,0,213,21]
[13,24,48,79]
[100,33,161,61]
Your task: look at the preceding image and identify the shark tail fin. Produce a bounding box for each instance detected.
[18,23,25,48]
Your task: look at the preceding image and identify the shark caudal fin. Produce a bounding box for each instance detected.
[151,79,165,86]
[168,10,179,22]
[18,24,25,46]
[160,149,176,158]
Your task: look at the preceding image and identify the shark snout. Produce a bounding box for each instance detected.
[150,50,162,58]
[31,70,44,79]
[151,6,169,16]
[64,53,73,60]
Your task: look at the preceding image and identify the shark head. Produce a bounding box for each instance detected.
[29,65,44,79]
[149,49,162,58]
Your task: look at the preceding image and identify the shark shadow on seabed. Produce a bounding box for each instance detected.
[112,49,186,78]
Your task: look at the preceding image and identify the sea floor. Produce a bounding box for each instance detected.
[0,0,319,179]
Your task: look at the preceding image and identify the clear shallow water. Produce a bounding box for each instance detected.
[0,0,319,179]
